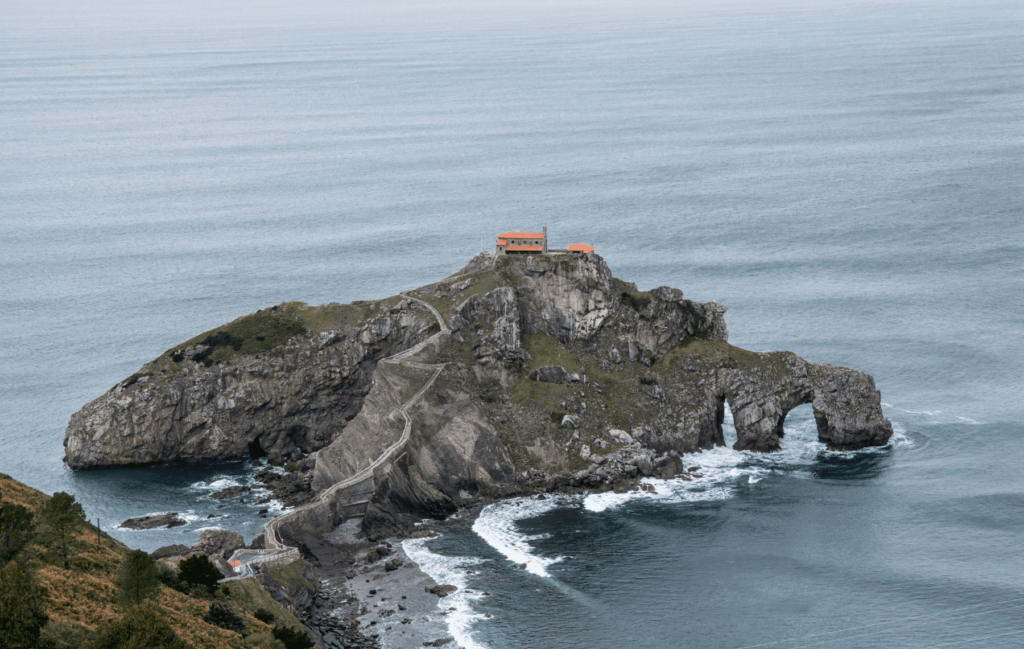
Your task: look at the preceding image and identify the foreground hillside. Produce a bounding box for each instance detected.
[0,473,303,649]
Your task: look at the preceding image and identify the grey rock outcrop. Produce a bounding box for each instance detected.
[528,366,569,383]
[150,544,190,560]
[190,528,244,560]
[119,513,187,530]
[64,300,437,469]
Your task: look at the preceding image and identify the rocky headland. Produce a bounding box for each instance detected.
[65,251,893,648]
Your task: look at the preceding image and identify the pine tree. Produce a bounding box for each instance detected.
[37,491,85,569]
[116,549,161,608]
[0,489,36,566]
[0,561,49,649]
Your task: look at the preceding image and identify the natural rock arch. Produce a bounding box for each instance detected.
[718,358,892,453]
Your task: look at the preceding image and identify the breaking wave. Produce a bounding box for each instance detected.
[471,496,568,578]
[402,536,488,649]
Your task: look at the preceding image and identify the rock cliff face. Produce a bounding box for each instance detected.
[65,252,892,528]
[64,299,436,468]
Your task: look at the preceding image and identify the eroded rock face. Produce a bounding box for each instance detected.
[64,301,436,469]
[510,254,617,342]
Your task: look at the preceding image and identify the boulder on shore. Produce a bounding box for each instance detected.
[428,584,458,597]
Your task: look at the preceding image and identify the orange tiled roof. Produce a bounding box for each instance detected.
[499,232,545,239]
[505,245,544,252]
[568,244,596,253]
[496,239,507,245]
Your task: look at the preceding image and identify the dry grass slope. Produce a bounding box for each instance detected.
[0,473,296,649]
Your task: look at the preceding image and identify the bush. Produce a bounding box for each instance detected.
[639,377,657,385]
[245,633,285,649]
[621,291,651,311]
[0,562,49,649]
[84,602,187,649]
[37,620,88,649]
[177,554,222,591]
[203,601,246,635]
[155,562,188,593]
[253,608,277,625]
[271,626,314,649]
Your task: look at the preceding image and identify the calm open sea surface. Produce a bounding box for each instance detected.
[2,0,1023,647]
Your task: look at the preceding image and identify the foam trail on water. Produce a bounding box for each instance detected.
[585,404,911,512]
[403,537,487,649]
[191,477,242,491]
[471,496,567,577]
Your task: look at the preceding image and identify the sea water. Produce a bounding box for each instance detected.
[2,0,1023,646]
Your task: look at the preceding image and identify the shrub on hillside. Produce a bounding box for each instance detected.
[177,554,222,591]
[0,490,36,566]
[37,620,89,649]
[253,608,277,625]
[244,633,285,649]
[204,600,247,635]
[0,561,50,649]
[271,626,314,649]
[84,602,187,649]
[156,561,189,593]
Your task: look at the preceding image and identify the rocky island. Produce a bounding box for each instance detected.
[64,251,892,646]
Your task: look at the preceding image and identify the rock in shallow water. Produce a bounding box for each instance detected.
[119,513,186,529]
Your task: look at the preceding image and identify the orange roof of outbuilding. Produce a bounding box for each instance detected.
[496,239,507,245]
[568,244,596,253]
[498,232,545,239]
[505,245,544,252]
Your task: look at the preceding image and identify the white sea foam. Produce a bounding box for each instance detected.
[190,476,242,491]
[402,537,487,649]
[471,496,567,577]
[881,405,982,426]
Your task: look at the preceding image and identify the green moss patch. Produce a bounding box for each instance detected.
[262,558,316,594]
[171,307,308,365]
